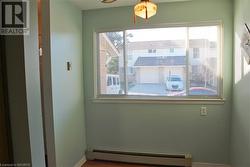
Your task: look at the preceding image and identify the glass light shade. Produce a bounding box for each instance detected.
[134,0,157,19]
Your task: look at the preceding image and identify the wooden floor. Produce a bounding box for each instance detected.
[83,161,162,167]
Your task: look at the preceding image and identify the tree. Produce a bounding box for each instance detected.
[107,57,119,74]
[106,32,123,50]
[106,32,133,50]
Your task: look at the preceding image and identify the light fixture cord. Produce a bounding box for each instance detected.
[245,23,250,34]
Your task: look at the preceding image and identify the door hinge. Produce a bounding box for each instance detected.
[39,48,43,57]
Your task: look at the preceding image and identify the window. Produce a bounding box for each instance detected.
[148,49,156,53]
[193,48,200,58]
[97,24,222,99]
[192,65,199,73]
[99,31,125,95]
[117,78,120,85]
[170,48,175,53]
[113,77,116,85]
[107,76,112,86]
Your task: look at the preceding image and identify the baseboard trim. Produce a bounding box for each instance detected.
[74,155,86,167]
[86,150,192,166]
[76,160,230,167]
[193,162,231,167]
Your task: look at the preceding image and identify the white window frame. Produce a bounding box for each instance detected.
[93,21,225,104]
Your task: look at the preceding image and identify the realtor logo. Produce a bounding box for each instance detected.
[0,0,30,35]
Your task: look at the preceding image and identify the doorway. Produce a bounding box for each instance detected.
[0,36,13,164]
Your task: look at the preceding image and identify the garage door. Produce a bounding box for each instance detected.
[140,67,159,83]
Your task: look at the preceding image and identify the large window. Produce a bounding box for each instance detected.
[97,24,222,98]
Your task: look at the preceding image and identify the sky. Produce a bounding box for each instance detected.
[126,26,218,42]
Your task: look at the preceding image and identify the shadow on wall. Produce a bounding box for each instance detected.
[231,71,250,166]
[234,32,250,84]
[231,31,250,167]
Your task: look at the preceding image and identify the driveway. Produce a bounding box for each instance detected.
[127,83,216,96]
[128,83,168,96]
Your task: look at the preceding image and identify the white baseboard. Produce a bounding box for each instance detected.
[193,162,231,167]
[74,155,86,167]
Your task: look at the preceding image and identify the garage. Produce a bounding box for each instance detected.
[138,67,159,83]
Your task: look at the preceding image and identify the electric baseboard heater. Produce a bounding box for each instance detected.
[86,150,192,167]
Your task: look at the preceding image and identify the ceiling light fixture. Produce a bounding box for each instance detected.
[134,0,157,21]
[101,0,117,3]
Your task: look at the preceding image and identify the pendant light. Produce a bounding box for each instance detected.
[134,0,157,20]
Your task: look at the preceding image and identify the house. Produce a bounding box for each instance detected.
[0,0,249,167]
[127,39,217,87]
[134,56,186,84]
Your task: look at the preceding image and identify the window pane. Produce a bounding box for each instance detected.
[97,25,221,98]
[188,26,219,96]
[99,32,125,94]
[125,28,187,96]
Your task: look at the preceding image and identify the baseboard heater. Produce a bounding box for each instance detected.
[86,150,192,167]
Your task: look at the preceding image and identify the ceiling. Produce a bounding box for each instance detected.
[70,0,191,10]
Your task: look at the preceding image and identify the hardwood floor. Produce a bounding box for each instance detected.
[82,161,161,167]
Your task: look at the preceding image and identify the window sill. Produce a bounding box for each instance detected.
[91,97,226,105]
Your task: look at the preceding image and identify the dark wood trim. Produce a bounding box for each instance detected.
[0,35,14,163]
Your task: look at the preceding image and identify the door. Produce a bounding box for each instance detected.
[140,67,159,83]
[0,36,13,164]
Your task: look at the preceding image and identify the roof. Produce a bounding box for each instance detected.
[134,56,186,66]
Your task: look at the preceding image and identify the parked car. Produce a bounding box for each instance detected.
[165,75,184,91]
[106,74,121,94]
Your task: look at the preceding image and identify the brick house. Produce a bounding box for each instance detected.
[99,33,121,94]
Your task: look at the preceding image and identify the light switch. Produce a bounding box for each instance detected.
[67,62,72,71]
[200,106,207,116]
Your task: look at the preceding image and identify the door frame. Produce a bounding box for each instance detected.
[39,0,57,166]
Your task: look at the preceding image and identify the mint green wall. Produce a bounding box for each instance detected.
[83,0,233,163]
[230,0,250,166]
[50,1,86,166]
